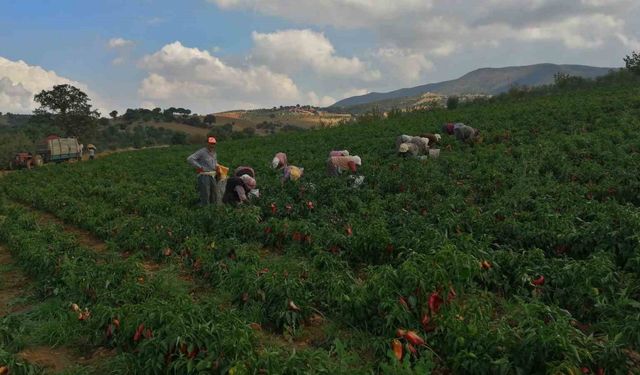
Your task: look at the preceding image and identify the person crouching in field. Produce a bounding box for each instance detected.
[234,166,255,178]
[329,150,350,157]
[223,174,257,205]
[282,165,304,183]
[271,152,288,170]
[443,123,480,144]
[326,155,361,176]
[420,133,441,145]
[187,136,220,206]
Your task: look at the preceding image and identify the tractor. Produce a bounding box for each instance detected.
[9,152,43,170]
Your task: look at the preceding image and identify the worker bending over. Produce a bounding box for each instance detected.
[327,155,361,176]
[271,152,288,169]
[223,174,257,205]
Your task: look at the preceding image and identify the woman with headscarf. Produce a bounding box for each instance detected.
[282,165,304,183]
[326,155,362,176]
[222,174,257,205]
[271,152,288,170]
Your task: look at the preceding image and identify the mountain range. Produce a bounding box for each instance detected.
[330,63,615,110]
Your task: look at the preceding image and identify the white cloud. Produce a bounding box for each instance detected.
[211,0,639,59]
[373,48,434,84]
[0,56,108,114]
[251,29,379,80]
[306,91,336,107]
[137,41,304,112]
[211,0,434,29]
[108,37,135,49]
[112,57,126,66]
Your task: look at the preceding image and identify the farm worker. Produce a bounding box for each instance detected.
[420,133,441,145]
[88,146,96,160]
[395,135,412,148]
[282,165,304,182]
[326,155,361,176]
[329,150,349,157]
[398,142,420,157]
[271,152,288,169]
[222,174,257,205]
[79,144,84,159]
[187,136,220,206]
[234,166,256,179]
[442,122,467,135]
[454,124,480,143]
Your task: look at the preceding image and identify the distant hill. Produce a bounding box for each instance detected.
[331,63,615,109]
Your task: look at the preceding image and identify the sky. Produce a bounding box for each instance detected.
[1,0,639,115]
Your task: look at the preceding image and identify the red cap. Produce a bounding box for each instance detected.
[207,136,217,144]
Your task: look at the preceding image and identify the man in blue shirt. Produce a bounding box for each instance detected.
[187,136,219,206]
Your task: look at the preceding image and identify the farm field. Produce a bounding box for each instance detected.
[1,77,640,374]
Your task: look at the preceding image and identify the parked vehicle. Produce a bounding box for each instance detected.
[8,152,43,170]
[37,135,82,163]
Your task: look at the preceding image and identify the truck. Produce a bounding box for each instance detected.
[36,135,82,163]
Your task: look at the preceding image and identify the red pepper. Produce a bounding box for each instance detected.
[144,328,153,339]
[112,318,120,329]
[447,286,457,301]
[429,292,443,314]
[421,314,434,332]
[391,339,403,361]
[406,343,418,357]
[581,368,590,374]
[596,368,605,375]
[405,330,425,346]
[264,226,272,234]
[292,232,303,242]
[399,296,409,310]
[306,201,314,210]
[532,275,545,286]
[345,225,353,236]
[386,244,394,254]
[188,348,199,359]
[133,323,145,342]
[285,204,293,213]
[105,324,113,339]
[270,203,277,214]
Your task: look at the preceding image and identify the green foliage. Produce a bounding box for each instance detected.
[33,84,99,138]
[1,75,640,373]
[623,50,640,74]
[446,96,459,110]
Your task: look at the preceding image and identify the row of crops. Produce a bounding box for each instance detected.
[1,78,640,373]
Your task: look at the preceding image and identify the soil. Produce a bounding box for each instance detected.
[17,346,115,373]
[0,246,31,317]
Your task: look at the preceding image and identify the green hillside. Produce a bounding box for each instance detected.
[0,71,639,373]
[331,63,614,110]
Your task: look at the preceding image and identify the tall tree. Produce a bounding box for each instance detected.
[624,51,640,75]
[33,84,99,137]
[110,110,118,119]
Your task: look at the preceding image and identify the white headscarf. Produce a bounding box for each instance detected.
[240,174,256,190]
[352,156,362,166]
[272,156,280,169]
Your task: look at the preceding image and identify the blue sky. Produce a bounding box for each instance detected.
[1,0,638,114]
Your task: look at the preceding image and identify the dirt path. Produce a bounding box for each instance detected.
[0,246,31,317]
